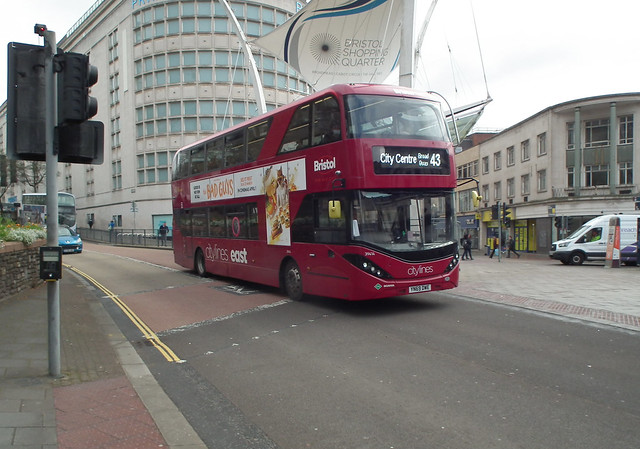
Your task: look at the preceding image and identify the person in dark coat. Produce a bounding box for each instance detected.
[461,234,473,260]
[507,237,520,258]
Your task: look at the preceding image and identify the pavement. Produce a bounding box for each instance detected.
[0,258,206,449]
[1,247,639,448]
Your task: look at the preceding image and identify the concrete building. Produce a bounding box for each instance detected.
[459,93,640,254]
[1,0,309,231]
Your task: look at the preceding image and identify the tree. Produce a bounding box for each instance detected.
[15,161,46,192]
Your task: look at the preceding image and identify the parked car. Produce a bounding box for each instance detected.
[58,226,83,254]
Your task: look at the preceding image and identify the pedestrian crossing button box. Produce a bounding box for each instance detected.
[40,246,62,280]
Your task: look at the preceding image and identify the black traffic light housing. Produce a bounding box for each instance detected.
[56,51,98,124]
[503,204,513,227]
[55,51,103,164]
[6,43,103,164]
[491,204,499,220]
[554,216,562,228]
[6,42,46,161]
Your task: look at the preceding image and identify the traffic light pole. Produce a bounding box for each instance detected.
[41,26,61,378]
[498,201,502,262]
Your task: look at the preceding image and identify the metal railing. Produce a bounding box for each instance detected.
[78,227,173,249]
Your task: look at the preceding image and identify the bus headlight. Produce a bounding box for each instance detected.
[444,252,459,273]
[343,254,392,279]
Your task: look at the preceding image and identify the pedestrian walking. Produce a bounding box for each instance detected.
[158,222,169,246]
[489,236,499,259]
[507,237,520,258]
[462,234,473,260]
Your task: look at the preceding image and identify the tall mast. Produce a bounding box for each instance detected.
[398,0,416,88]
[219,0,267,115]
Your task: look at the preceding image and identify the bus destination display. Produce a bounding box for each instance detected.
[372,146,450,175]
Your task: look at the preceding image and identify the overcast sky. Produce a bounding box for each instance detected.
[2,0,639,130]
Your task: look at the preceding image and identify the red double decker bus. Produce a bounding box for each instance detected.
[171,84,459,301]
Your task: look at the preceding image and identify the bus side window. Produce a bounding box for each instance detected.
[178,210,192,236]
[315,196,347,244]
[312,96,341,146]
[190,145,205,176]
[173,150,190,180]
[209,206,225,237]
[224,129,246,167]
[206,139,223,171]
[279,103,311,153]
[292,194,315,243]
[192,208,208,236]
[226,204,247,239]
[247,120,271,161]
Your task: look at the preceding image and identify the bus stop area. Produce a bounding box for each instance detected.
[1,245,638,448]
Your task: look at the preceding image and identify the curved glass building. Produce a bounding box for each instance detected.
[54,0,310,231]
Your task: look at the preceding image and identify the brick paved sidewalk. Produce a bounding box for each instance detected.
[0,274,169,448]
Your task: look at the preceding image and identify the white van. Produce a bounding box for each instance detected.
[549,214,639,265]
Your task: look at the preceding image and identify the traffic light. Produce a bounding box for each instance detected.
[554,216,562,228]
[57,52,98,124]
[6,42,47,161]
[503,205,514,227]
[55,51,104,164]
[56,122,105,164]
[491,204,499,219]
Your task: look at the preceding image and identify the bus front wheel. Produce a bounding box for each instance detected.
[284,260,303,301]
[195,249,207,277]
[569,252,585,265]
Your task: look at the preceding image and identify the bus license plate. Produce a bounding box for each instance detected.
[409,284,431,293]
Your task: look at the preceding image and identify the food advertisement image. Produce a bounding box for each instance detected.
[264,159,306,246]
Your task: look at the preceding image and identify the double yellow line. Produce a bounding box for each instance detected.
[65,264,182,363]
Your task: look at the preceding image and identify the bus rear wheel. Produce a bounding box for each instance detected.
[195,249,207,277]
[284,260,303,301]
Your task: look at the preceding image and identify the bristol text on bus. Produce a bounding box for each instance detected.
[171,84,460,301]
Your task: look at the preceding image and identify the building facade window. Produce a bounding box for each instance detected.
[585,164,609,186]
[567,122,574,150]
[619,162,633,185]
[506,146,515,166]
[493,181,501,200]
[521,139,530,161]
[457,160,478,179]
[567,166,574,188]
[458,190,473,213]
[506,177,515,198]
[619,115,633,144]
[108,29,118,63]
[521,174,530,195]
[537,132,546,156]
[112,160,122,190]
[482,156,489,174]
[482,184,489,203]
[537,169,547,192]
[585,119,609,148]
[493,151,502,171]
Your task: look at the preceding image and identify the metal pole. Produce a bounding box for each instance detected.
[218,0,267,115]
[398,0,416,88]
[498,201,502,262]
[43,28,61,378]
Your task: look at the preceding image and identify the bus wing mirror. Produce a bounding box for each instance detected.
[329,200,342,219]
[472,191,481,208]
